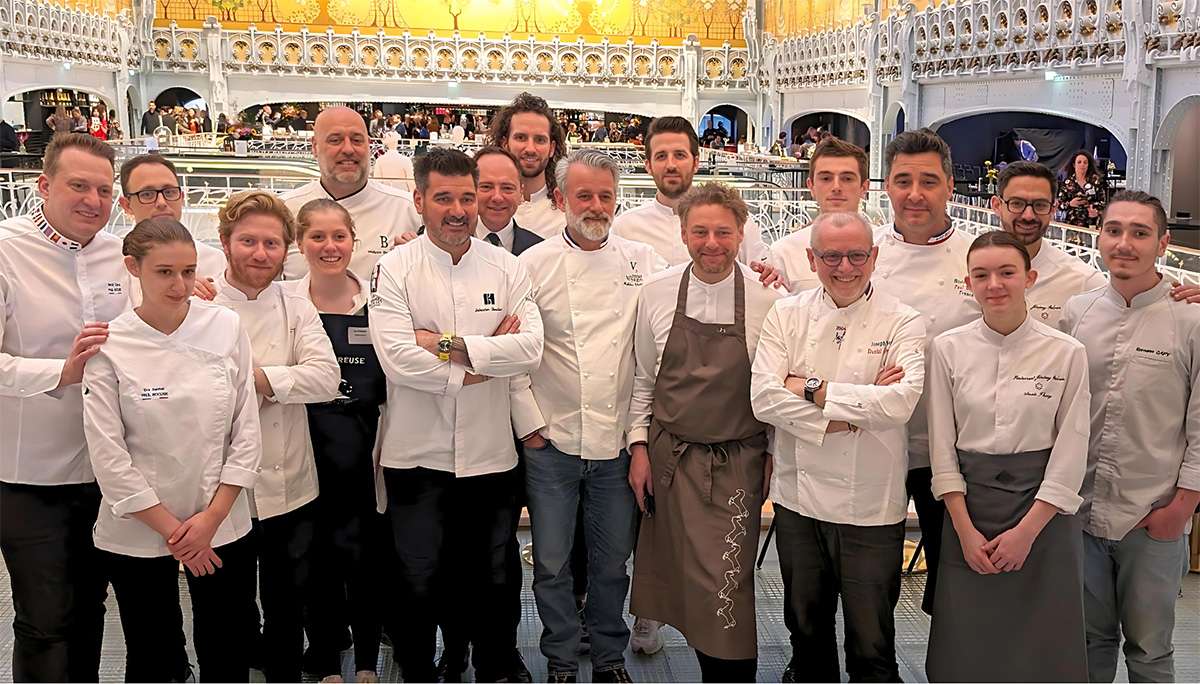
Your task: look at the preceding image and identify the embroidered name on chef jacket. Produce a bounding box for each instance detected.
[139,386,170,401]
[952,277,971,299]
[623,261,643,288]
[1012,374,1065,400]
[867,339,892,355]
[107,281,124,296]
[1029,303,1061,321]
[1133,346,1171,361]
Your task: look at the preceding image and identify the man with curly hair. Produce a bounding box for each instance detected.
[487,92,567,239]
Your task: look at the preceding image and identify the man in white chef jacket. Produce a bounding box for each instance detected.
[368,148,544,683]
[766,137,871,292]
[487,92,567,239]
[1060,191,1200,683]
[870,128,978,619]
[281,105,421,279]
[751,211,926,683]
[0,133,125,682]
[611,116,769,267]
[117,154,226,289]
[512,149,667,683]
[211,190,340,682]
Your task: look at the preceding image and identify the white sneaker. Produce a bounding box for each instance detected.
[630,617,664,655]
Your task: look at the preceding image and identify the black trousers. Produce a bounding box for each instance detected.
[303,404,386,676]
[695,649,757,682]
[905,466,943,616]
[0,481,107,683]
[254,500,317,682]
[105,534,257,682]
[774,506,905,683]
[385,466,520,682]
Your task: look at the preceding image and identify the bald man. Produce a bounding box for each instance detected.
[282,106,421,279]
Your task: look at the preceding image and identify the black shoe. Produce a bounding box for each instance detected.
[593,665,633,683]
[548,670,577,683]
[436,649,469,683]
[781,663,797,682]
[508,651,532,683]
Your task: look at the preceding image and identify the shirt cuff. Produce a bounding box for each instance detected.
[511,399,546,440]
[111,488,162,518]
[8,358,67,398]
[627,425,649,450]
[260,366,294,404]
[220,464,259,489]
[460,335,490,375]
[930,473,967,501]
[444,363,466,398]
[1177,461,1200,493]
[821,382,863,423]
[1035,481,1084,515]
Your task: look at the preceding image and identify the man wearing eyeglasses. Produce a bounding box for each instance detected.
[750,211,926,683]
[117,154,227,291]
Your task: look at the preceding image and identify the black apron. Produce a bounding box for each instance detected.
[926,448,1087,682]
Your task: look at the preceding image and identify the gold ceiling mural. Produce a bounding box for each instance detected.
[51,0,132,15]
[764,0,939,36]
[153,0,747,45]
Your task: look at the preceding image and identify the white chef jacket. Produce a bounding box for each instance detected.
[0,211,130,485]
[629,262,783,448]
[372,150,416,192]
[872,224,979,469]
[512,232,668,459]
[927,315,1089,514]
[82,301,261,557]
[476,218,515,254]
[611,197,770,266]
[1062,278,1200,540]
[369,235,544,477]
[751,287,927,525]
[514,185,566,240]
[282,180,421,280]
[212,274,339,519]
[765,226,819,293]
[1026,241,1107,329]
[280,271,370,315]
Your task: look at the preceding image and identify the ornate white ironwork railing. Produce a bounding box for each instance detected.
[0,0,137,68]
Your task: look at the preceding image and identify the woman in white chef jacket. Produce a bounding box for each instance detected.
[82,217,262,682]
[924,230,1090,682]
[284,199,387,684]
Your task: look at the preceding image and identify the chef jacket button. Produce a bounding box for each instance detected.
[570,279,577,285]
[273,422,280,428]
[273,465,281,471]
[929,315,937,323]
[607,403,613,409]
[882,273,889,278]
[611,339,617,345]
[800,469,806,475]
[584,372,590,378]
[257,466,263,473]
[609,372,615,377]
[937,279,945,286]
[584,403,590,409]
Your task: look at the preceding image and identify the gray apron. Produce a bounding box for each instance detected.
[926,448,1087,682]
[629,266,769,661]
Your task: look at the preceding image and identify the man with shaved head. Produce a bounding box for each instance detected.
[282,105,421,279]
[751,212,927,682]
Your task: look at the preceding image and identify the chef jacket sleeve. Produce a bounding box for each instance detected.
[461,260,544,378]
[1182,327,1200,494]
[750,301,831,445]
[82,353,161,518]
[740,215,770,264]
[928,336,967,500]
[261,296,339,405]
[1037,343,1090,513]
[627,288,659,448]
[822,311,927,430]
[222,325,263,489]
[0,272,67,397]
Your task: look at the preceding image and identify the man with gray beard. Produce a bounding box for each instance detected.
[512,149,668,683]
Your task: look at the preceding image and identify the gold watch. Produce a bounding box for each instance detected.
[437,332,454,361]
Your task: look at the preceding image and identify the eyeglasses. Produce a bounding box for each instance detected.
[126,187,183,205]
[812,249,872,267]
[1002,197,1053,215]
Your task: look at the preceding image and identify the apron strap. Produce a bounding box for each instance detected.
[661,439,732,504]
[674,264,692,315]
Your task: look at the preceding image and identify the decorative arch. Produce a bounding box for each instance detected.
[927,105,1130,154]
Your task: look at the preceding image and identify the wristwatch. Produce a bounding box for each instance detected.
[437,333,454,361]
[803,377,824,402]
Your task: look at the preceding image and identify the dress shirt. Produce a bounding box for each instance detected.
[512,232,668,459]
[1026,241,1107,329]
[281,180,421,280]
[477,218,515,254]
[765,225,819,293]
[0,212,130,485]
[514,185,566,240]
[280,270,369,315]
[369,235,543,477]
[611,198,770,266]
[751,287,927,525]
[83,301,261,557]
[871,223,979,469]
[1062,278,1200,540]
[212,274,339,519]
[927,315,1089,514]
[629,262,783,447]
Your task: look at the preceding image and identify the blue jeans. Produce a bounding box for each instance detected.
[525,443,637,673]
[1083,528,1190,682]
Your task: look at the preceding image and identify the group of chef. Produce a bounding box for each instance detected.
[0,90,1195,684]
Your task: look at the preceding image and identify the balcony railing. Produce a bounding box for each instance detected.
[0,0,136,68]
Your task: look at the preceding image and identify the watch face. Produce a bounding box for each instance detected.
[437,339,453,353]
[805,377,822,391]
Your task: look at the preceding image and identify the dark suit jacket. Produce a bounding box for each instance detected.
[511,221,543,256]
[0,121,18,152]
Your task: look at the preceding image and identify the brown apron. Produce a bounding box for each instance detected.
[629,265,769,661]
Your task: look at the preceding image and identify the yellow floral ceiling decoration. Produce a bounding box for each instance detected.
[153,0,747,45]
[764,0,938,36]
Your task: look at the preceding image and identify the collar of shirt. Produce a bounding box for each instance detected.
[976,312,1035,347]
[650,197,676,217]
[529,185,549,203]
[419,231,477,267]
[291,270,369,313]
[477,218,515,249]
[818,283,874,313]
[1102,275,1169,310]
[216,271,280,302]
[32,208,83,252]
[562,228,609,251]
[318,179,369,202]
[890,221,955,246]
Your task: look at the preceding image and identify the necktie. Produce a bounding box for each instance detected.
[485,232,502,248]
